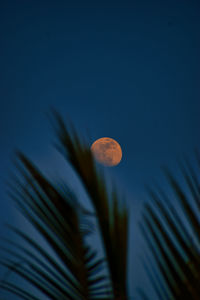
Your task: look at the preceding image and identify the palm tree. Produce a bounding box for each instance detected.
[140,153,200,300]
[0,111,129,300]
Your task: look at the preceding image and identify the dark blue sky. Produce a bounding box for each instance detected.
[0,0,200,299]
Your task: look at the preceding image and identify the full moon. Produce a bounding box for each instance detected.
[91,137,122,167]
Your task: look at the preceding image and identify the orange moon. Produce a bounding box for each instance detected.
[91,137,122,167]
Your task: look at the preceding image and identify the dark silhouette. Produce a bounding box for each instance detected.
[140,154,200,299]
[0,111,199,299]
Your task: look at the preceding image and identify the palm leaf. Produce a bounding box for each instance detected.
[50,110,129,299]
[141,154,200,300]
[1,153,111,299]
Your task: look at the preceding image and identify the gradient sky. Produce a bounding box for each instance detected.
[0,0,200,299]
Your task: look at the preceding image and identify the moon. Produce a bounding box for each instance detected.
[91,137,122,167]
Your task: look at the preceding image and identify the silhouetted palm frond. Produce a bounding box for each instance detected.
[0,111,129,300]
[141,153,200,300]
[50,111,129,299]
[0,153,112,299]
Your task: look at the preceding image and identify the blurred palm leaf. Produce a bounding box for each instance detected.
[141,153,200,300]
[0,153,111,299]
[50,111,129,299]
[0,111,129,300]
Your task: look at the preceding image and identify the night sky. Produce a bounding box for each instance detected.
[0,0,200,299]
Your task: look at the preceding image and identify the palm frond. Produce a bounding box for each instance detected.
[51,110,129,299]
[1,153,111,299]
[141,154,200,300]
